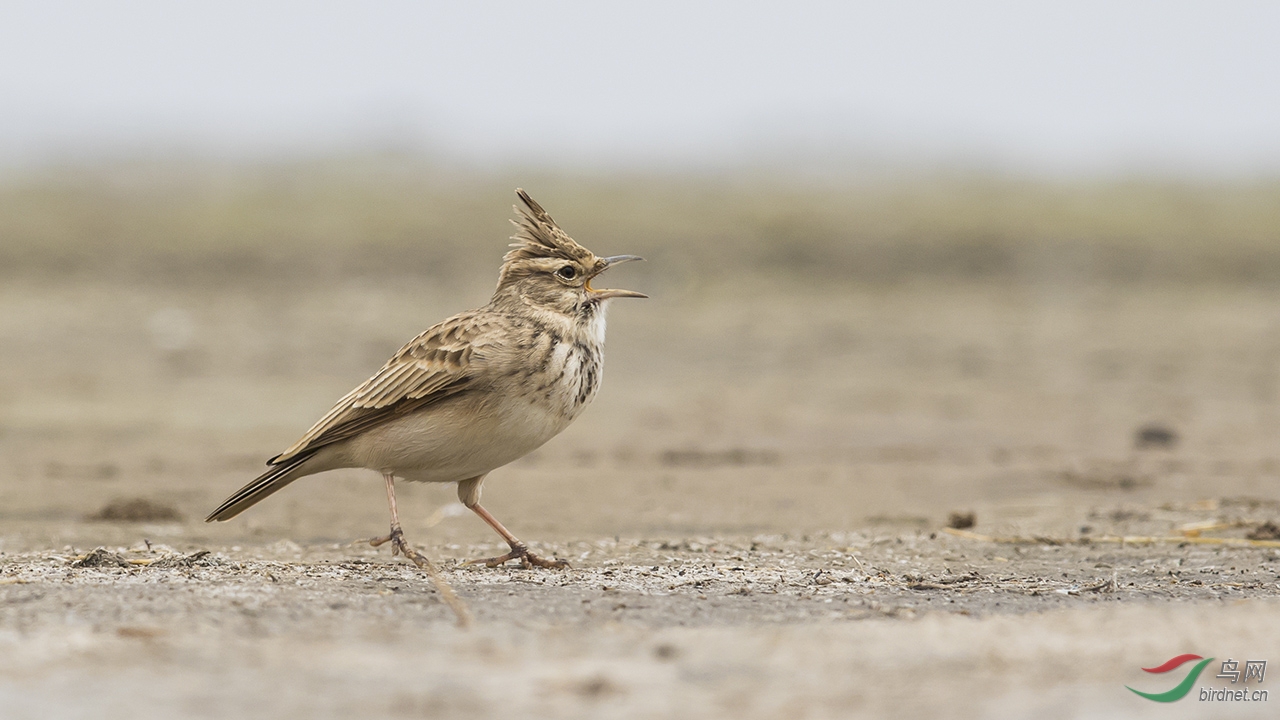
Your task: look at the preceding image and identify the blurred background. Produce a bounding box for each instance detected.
[2,1,1280,547]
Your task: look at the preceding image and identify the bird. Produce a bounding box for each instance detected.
[205,189,646,573]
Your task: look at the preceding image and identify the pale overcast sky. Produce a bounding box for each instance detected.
[1,1,1277,176]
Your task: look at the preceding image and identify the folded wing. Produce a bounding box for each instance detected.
[271,312,491,463]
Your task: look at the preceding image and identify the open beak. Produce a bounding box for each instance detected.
[586,255,648,300]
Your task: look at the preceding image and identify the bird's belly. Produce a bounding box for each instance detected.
[345,394,573,484]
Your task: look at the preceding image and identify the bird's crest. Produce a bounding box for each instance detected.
[504,189,596,266]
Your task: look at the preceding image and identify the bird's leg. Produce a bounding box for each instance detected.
[462,502,570,570]
[368,472,433,569]
[367,473,472,626]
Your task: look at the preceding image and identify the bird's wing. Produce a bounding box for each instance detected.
[270,312,494,464]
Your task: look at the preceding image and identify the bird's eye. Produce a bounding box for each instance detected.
[556,265,578,280]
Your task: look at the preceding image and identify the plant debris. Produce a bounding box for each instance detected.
[71,548,133,568]
[149,550,213,568]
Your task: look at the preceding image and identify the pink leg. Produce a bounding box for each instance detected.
[368,473,471,625]
[463,502,570,570]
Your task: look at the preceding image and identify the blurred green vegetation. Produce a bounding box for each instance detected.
[2,156,1279,287]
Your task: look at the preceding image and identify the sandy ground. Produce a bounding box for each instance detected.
[3,273,1280,718]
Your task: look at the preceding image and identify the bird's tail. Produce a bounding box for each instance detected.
[205,451,316,522]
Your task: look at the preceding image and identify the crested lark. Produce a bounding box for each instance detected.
[206,189,646,571]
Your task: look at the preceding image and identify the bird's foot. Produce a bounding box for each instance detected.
[366,527,472,627]
[464,543,570,570]
[368,526,431,570]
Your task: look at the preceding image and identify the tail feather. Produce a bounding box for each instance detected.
[205,452,315,522]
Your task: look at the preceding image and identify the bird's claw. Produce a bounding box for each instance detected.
[464,543,570,570]
[368,527,429,569]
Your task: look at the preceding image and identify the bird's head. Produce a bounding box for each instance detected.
[493,189,646,317]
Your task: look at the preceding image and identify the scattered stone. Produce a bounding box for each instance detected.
[653,644,680,661]
[570,675,622,698]
[1135,423,1178,449]
[947,511,976,529]
[87,498,183,523]
[1246,521,1280,540]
